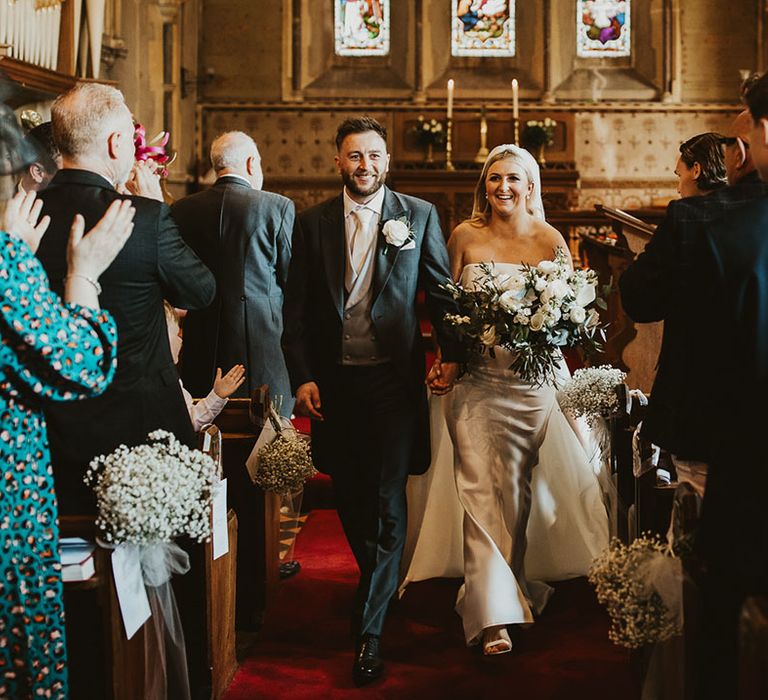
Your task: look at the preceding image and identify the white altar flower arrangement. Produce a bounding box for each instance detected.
[252,406,317,496]
[589,535,683,649]
[84,429,218,544]
[559,365,627,428]
[443,249,607,385]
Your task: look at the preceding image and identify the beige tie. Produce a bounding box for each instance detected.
[346,207,374,289]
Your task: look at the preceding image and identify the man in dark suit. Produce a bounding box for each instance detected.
[619,108,768,475]
[690,72,768,700]
[283,117,462,685]
[171,131,295,413]
[36,83,216,514]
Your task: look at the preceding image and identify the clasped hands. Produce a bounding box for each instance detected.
[426,359,460,396]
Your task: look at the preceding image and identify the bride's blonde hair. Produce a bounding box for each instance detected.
[469,144,545,226]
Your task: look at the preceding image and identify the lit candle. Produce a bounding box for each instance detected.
[512,78,519,120]
[447,79,454,120]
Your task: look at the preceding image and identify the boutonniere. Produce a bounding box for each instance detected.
[381,216,415,254]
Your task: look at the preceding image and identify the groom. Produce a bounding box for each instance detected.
[282,116,462,685]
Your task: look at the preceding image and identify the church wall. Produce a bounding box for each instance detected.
[189,0,761,209]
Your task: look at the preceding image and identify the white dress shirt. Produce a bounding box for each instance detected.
[343,186,385,299]
[180,380,228,432]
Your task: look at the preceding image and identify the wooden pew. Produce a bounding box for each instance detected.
[213,388,281,630]
[62,426,243,699]
[673,481,703,700]
[61,516,152,700]
[739,595,768,699]
[199,423,239,698]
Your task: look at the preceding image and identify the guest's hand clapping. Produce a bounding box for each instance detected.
[2,190,51,252]
[125,161,164,202]
[213,364,246,399]
[67,200,136,281]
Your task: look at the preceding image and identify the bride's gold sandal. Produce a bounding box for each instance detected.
[482,626,512,655]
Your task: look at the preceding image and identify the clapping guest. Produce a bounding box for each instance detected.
[674,132,727,198]
[34,83,216,515]
[164,301,245,431]
[1,101,136,699]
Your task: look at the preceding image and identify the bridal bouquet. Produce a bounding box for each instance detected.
[84,429,218,544]
[589,535,683,649]
[443,249,606,385]
[559,365,627,428]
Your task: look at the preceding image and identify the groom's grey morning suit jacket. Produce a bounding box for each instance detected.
[282,186,462,475]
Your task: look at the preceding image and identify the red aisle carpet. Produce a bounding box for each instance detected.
[224,510,638,700]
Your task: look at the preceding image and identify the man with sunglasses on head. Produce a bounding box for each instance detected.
[619,105,768,496]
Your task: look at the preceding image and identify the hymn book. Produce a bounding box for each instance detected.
[60,537,96,582]
[595,204,657,237]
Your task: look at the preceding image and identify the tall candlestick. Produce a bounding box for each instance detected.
[447,79,454,120]
[512,78,519,120]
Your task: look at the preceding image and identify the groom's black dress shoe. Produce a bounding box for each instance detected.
[352,634,384,686]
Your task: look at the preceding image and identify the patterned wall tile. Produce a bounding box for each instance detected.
[203,107,739,209]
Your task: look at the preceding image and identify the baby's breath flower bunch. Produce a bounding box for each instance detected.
[443,249,606,385]
[559,365,627,428]
[588,535,682,649]
[254,431,316,496]
[84,429,218,545]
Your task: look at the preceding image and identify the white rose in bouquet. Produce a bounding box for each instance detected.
[576,281,597,307]
[545,307,562,327]
[570,306,587,324]
[499,290,522,312]
[534,276,548,292]
[541,278,570,304]
[500,273,527,295]
[382,219,411,247]
[529,312,546,331]
[538,259,558,275]
[586,309,601,328]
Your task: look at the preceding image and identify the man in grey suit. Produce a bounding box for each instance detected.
[172,131,295,413]
[282,117,462,685]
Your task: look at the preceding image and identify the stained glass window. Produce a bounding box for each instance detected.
[576,1,631,58]
[334,0,389,56]
[451,0,515,57]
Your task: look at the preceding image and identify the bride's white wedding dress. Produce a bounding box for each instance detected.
[401,262,609,646]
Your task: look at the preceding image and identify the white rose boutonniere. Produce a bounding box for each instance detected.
[382,216,414,252]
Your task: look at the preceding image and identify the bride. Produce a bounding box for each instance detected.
[407,144,609,655]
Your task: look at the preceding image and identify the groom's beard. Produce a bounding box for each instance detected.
[341,167,387,199]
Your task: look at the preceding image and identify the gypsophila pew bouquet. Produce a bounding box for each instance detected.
[251,403,317,496]
[84,429,218,545]
[588,534,683,649]
[443,249,607,385]
[559,365,627,428]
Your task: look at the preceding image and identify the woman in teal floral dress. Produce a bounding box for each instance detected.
[0,173,135,698]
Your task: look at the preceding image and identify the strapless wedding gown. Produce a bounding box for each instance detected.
[401,262,609,646]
